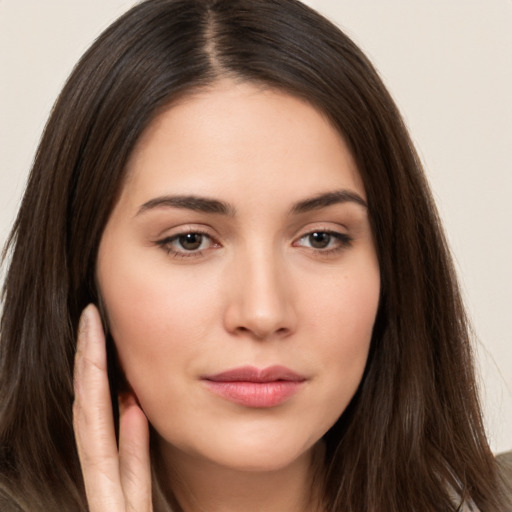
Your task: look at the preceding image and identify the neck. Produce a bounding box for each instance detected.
[152,440,325,512]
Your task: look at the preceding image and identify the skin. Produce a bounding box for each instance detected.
[73,80,381,512]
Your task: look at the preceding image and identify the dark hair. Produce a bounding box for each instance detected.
[0,0,508,510]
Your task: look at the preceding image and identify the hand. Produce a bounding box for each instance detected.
[73,304,153,512]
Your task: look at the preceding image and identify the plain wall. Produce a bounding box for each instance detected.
[0,0,511,453]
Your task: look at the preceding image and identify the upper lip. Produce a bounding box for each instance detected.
[203,365,306,383]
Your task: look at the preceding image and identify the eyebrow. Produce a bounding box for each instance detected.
[289,189,367,214]
[137,195,236,216]
[136,189,367,217]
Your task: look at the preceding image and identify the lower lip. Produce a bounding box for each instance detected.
[203,380,303,408]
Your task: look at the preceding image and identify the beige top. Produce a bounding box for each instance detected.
[497,450,512,505]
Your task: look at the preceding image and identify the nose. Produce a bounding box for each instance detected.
[223,247,297,340]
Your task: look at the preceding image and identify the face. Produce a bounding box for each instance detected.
[97,80,380,474]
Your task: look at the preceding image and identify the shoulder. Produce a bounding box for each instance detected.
[449,452,512,512]
[496,450,512,500]
[496,450,512,478]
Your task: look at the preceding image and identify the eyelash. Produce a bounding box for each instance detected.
[293,230,353,256]
[155,229,353,259]
[156,229,216,259]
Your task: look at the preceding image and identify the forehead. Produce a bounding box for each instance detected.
[120,79,365,209]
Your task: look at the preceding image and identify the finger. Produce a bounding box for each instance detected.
[73,304,124,511]
[119,393,153,512]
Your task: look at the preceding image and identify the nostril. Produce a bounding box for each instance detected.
[232,324,291,340]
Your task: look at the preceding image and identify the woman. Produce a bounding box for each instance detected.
[0,0,509,510]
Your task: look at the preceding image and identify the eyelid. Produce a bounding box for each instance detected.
[292,226,353,254]
[155,225,221,258]
[292,222,350,240]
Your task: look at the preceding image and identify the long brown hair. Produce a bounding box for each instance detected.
[0,0,508,510]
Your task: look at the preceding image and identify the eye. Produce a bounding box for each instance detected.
[157,230,219,257]
[175,233,208,251]
[294,230,352,253]
[304,232,333,249]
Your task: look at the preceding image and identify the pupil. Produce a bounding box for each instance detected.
[309,232,330,249]
[179,233,202,251]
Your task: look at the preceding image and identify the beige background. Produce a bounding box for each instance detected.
[1,0,511,453]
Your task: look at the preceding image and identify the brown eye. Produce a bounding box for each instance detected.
[178,233,204,251]
[308,232,331,249]
[157,231,216,257]
[294,230,353,253]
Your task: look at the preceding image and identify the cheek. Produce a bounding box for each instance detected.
[302,263,379,423]
[306,257,380,353]
[96,244,222,395]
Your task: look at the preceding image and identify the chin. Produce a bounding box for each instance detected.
[155,416,326,475]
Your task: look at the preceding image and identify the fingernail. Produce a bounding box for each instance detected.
[78,305,92,339]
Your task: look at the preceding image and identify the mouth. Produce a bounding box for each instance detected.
[201,365,306,408]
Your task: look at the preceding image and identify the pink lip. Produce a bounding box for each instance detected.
[202,365,306,408]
